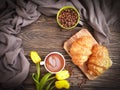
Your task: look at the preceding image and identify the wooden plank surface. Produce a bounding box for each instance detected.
[18,15,120,90]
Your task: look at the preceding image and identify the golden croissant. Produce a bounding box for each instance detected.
[87,44,112,76]
[69,36,112,77]
[70,36,94,65]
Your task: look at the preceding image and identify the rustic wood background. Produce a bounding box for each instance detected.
[18,15,120,90]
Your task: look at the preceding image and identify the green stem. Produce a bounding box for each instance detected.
[36,63,40,90]
[36,63,40,81]
[36,84,39,90]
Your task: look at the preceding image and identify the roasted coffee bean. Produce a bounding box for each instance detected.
[58,8,78,28]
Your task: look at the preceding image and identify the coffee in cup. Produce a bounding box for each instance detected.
[40,52,65,74]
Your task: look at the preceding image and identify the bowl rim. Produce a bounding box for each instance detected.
[56,6,80,30]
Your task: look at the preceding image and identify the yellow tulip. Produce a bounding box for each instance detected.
[55,70,70,80]
[30,51,41,64]
[55,80,70,89]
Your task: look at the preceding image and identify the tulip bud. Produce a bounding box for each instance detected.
[30,51,41,64]
[55,80,70,89]
[55,70,70,80]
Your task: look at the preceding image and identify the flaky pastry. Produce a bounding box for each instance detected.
[87,44,112,76]
[64,29,112,79]
[70,36,93,65]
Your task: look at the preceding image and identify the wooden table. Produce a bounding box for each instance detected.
[18,15,120,90]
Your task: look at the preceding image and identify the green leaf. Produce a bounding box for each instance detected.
[32,73,40,90]
[50,86,55,90]
[32,73,39,85]
[47,76,55,81]
[45,80,55,90]
[39,73,52,90]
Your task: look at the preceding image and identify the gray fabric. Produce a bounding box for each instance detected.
[101,0,120,32]
[31,0,120,45]
[0,0,40,88]
[0,0,120,89]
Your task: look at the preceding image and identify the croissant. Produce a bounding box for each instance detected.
[64,29,112,79]
[87,44,112,76]
[70,36,93,65]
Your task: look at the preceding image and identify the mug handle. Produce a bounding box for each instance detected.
[40,61,45,65]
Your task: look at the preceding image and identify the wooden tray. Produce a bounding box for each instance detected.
[63,28,98,80]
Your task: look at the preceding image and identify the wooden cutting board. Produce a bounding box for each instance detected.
[63,28,98,80]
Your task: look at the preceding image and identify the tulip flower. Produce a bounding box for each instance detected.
[30,51,41,90]
[30,51,71,90]
[30,51,41,64]
[30,51,41,80]
[56,70,70,80]
[30,51,55,90]
[55,80,70,89]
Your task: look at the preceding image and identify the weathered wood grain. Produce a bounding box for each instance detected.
[18,15,120,90]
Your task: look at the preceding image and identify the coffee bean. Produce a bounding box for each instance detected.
[58,8,78,28]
